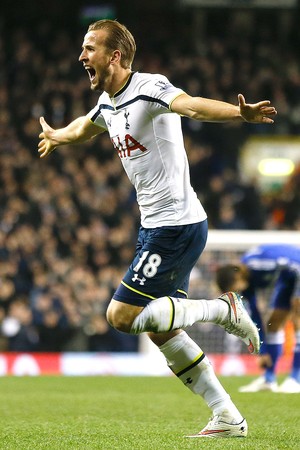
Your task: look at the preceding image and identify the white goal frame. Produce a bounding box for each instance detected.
[206,230,300,250]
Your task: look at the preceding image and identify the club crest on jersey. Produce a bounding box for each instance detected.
[124,110,130,129]
[155,80,172,90]
[132,274,146,285]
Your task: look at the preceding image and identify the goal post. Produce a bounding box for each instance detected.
[206,230,300,250]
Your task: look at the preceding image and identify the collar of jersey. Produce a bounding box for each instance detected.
[111,71,135,98]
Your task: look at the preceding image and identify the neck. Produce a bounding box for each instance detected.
[108,69,132,97]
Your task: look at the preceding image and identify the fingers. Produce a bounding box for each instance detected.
[38,144,47,158]
[239,94,277,115]
[38,138,47,158]
[240,97,272,108]
[257,100,271,107]
[38,144,53,158]
[260,105,277,123]
[38,117,54,158]
[39,148,52,159]
[262,117,274,124]
[238,93,245,106]
[261,108,277,117]
[37,141,45,152]
[37,138,53,158]
[239,93,277,124]
[260,106,277,113]
[39,116,52,132]
[39,117,45,131]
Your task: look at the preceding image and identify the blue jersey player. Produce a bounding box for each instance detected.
[38,19,276,438]
[216,244,300,393]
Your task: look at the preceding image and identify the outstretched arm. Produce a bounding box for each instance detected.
[171,93,277,124]
[38,116,104,158]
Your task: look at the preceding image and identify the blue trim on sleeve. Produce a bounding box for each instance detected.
[90,104,114,122]
[116,95,169,110]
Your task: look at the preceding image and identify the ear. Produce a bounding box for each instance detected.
[110,50,121,65]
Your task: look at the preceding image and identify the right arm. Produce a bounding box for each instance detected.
[38,115,105,158]
[171,93,276,124]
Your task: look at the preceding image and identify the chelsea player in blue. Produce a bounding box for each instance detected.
[38,19,277,437]
[216,244,300,393]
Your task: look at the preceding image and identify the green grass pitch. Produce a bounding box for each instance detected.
[1,375,299,450]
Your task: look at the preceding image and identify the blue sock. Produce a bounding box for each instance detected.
[264,331,284,383]
[265,344,283,382]
[290,333,300,382]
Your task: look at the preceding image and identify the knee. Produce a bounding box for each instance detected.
[267,309,289,331]
[106,306,131,333]
[106,300,143,333]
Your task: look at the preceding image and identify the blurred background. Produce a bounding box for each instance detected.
[0,0,300,358]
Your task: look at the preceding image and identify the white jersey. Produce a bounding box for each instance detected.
[87,72,207,228]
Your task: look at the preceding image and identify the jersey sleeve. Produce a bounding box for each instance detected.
[86,95,109,130]
[144,74,185,110]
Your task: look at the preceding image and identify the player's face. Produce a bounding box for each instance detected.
[231,270,249,293]
[79,30,112,92]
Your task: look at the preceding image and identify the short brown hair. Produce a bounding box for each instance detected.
[88,19,136,69]
[216,264,248,292]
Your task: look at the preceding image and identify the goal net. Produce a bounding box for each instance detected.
[185,230,299,355]
[140,230,299,355]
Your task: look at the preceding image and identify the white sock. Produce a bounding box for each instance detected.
[131,296,228,334]
[266,330,285,345]
[159,331,243,422]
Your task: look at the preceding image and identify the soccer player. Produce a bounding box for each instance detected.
[216,244,300,394]
[38,20,277,438]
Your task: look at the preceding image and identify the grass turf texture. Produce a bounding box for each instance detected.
[1,375,299,450]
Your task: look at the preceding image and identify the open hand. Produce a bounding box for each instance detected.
[38,117,58,158]
[238,94,277,124]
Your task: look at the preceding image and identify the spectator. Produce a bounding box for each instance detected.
[1,9,300,350]
[1,299,39,351]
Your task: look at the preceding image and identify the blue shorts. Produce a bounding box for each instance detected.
[270,268,299,310]
[113,220,208,306]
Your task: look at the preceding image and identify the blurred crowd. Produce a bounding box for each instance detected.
[0,9,300,351]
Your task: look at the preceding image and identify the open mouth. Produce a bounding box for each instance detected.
[86,67,96,82]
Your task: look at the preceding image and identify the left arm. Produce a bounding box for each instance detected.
[171,93,277,124]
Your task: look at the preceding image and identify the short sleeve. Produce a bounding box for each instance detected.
[146,74,185,109]
[86,103,108,130]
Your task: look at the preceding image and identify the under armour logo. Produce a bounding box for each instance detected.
[107,118,112,128]
[184,377,193,385]
[132,274,146,285]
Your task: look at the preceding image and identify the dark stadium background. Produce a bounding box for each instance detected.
[0,0,300,367]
